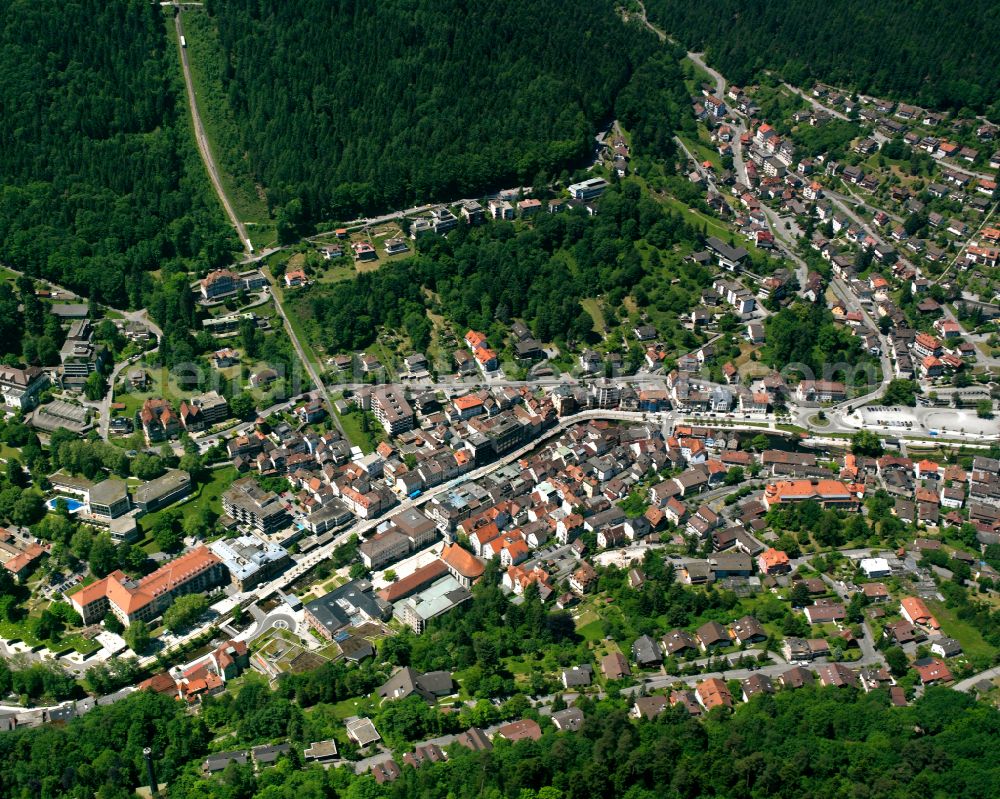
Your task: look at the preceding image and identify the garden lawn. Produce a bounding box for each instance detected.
[927,600,997,661]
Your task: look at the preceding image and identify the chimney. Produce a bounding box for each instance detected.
[143,747,157,796]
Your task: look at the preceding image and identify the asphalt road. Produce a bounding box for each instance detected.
[782,84,850,121]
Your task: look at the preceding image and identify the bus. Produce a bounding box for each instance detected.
[180,36,187,48]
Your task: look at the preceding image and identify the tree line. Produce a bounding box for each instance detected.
[0,0,236,311]
[292,181,702,354]
[645,0,1000,117]
[203,0,660,225]
[0,678,997,798]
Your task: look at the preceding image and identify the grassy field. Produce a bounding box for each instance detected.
[927,600,997,661]
[139,466,238,534]
[274,284,325,368]
[314,259,357,285]
[334,407,380,454]
[177,9,276,247]
[681,57,715,96]
[658,192,737,241]
[0,619,100,656]
[678,133,723,173]
[580,298,607,335]
[577,618,605,643]
[330,696,369,719]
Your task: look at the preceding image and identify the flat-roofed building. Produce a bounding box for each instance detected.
[222,477,290,535]
[133,470,192,514]
[188,391,229,426]
[209,534,290,590]
[567,177,608,201]
[87,478,131,520]
[303,740,338,764]
[372,386,414,436]
[304,500,352,534]
[393,575,473,633]
[391,507,438,549]
[359,529,411,570]
[303,580,391,641]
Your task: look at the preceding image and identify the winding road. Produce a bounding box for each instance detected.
[782,83,850,121]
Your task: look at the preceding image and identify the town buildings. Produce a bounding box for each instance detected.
[69,545,225,626]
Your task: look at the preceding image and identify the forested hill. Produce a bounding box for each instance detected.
[645,0,1000,117]
[0,0,234,308]
[205,0,658,224]
[1,684,999,798]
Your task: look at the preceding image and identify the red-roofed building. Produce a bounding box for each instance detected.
[440,543,485,588]
[900,596,940,630]
[378,560,450,604]
[757,547,791,575]
[914,333,942,358]
[140,398,180,444]
[212,640,250,681]
[763,479,861,510]
[4,543,48,583]
[474,347,499,371]
[137,671,180,699]
[284,268,308,288]
[200,268,238,300]
[914,658,952,685]
[68,545,225,626]
[933,319,962,339]
[921,355,944,377]
[503,564,551,597]
[696,677,733,710]
[352,241,376,261]
[453,394,485,420]
[497,718,542,741]
[464,330,488,351]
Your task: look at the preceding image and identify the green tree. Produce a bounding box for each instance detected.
[884,646,909,677]
[131,453,165,481]
[103,613,124,635]
[89,533,118,578]
[724,466,745,486]
[229,392,257,420]
[124,620,151,654]
[162,594,208,633]
[789,581,811,608]
[882,379,919,407]
[83,372,106,401]
[11,493,45,526]
[851,430,884,457]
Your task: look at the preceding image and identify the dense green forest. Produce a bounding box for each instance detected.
[290,182,703,354]
[2,680,998,799]
[0,1,235,309]
[203,0,658,225]
[763,302,874,384]
[645,0,1000,117]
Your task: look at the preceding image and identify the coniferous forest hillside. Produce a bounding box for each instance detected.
[645,0,1000,117]
[0,0,235,309]
[204,0,658,224]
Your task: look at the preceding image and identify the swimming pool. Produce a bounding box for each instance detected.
[47,496,84,513]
